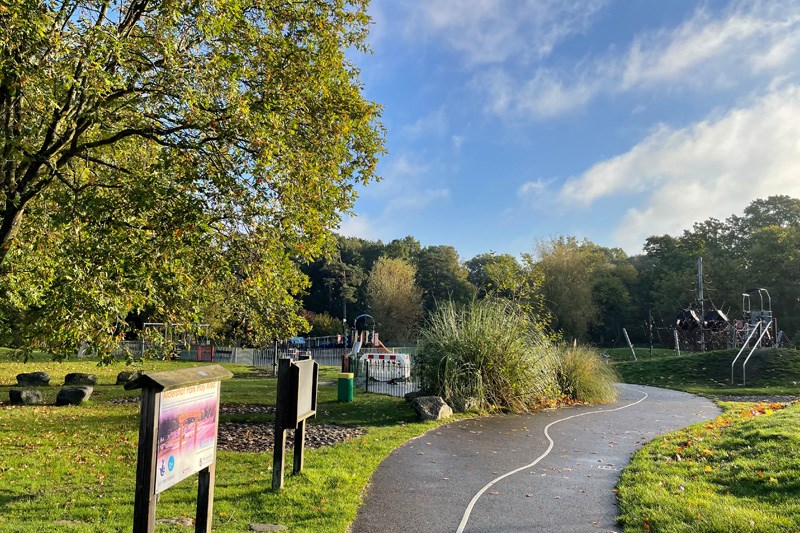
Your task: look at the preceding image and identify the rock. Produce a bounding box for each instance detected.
[16,372,50,387]
[56,386,93,406]
[115,370,141,385]
[9,389,43,405]
[410,396,453,421]
[64,372,97,386]
[404,390,427,403]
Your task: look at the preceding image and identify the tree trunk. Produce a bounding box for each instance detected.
[0,205,25,268]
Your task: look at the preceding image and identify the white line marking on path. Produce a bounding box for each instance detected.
[455,385,649,533]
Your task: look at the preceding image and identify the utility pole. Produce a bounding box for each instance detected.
[698,256,706,352]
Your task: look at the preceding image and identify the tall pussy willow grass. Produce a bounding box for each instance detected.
[415,299,560,412]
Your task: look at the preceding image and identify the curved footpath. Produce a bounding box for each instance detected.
[350,385,720,533]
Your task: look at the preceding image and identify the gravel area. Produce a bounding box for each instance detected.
[109,399,364,452]
[217,422,366,453]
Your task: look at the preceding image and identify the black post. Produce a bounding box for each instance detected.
[293,420,305,475]
[272,358,291,489]
[195,464,215,532]
[133,389,160,533]
[272,340,278,377]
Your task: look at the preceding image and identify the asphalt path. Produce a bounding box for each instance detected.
[349,384,720,533]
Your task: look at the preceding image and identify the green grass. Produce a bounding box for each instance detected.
[613,348,800,396]
[617,401,800,532]
[604,346,676,363]
[0,357,465,532]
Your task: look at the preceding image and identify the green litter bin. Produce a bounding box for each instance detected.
[338,372,354,402]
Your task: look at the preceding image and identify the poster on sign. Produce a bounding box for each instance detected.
[155,381,221,494]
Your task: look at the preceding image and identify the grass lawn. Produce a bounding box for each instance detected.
[614,347,800,532]
[604,346,677,363]
[617,401,800,532]
[613,348,800,397]
[0,355,465,532]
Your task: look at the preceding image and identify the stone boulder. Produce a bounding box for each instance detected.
[116,370,141,385]
[410,396,453,421]
[64,372,97,386]
[16,372,50,387]
[9,389,43,405]
[403,390,427,403]
[56,386,93,406]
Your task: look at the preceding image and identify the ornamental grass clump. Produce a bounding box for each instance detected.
[415,299,559,412]
[556,345,618,404]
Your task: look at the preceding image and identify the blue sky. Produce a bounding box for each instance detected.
[338,0,800,260]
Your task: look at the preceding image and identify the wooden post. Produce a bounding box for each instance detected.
[195,464,215,532]
[133,389,160,533]
[674,329,681,356]
[293,419,305,475]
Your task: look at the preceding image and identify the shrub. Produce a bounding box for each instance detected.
[556,345,618,404]
[415,299,559,412]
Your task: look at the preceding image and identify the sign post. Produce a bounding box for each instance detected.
[126,365,233,533]
[272,357,319,489]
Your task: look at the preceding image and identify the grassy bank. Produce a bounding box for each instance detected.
[617,401,800,532]
[0,357,461,532]
[613,348,800,396]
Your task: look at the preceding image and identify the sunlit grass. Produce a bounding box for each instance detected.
[613,348,800,396]
[617,401,800,532]
[0,357,465,532]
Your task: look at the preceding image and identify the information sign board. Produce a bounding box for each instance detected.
[154,381,221,494]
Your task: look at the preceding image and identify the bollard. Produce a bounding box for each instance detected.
[338,372,354,402]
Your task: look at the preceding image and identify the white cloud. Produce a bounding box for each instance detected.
[558,87,800,253]
[401,107,448,139]
[343,152,451,241]
[518,178,554,198]
[337,214,382,240]
[484,1,800,119]
[386,188,450,213]
[402,0,607,66]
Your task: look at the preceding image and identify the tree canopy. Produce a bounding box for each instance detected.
[0,0,383,356]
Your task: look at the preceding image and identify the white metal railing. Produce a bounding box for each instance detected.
[741,320,773,386]
[730,322,762,384]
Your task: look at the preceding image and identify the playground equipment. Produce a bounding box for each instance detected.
[141,323,212,360]
[730,288,776,385]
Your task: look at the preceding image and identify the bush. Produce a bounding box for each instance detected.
[306,312,343,337]
[556,345,618,404]
[415,299,559,412]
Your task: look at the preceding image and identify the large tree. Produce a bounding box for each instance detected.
[366,256,422,343]
[415,245,475,311]
[0,0,383,356]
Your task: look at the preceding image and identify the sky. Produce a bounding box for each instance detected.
[337,0,800,260]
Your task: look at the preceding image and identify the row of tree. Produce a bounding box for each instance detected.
[302,196,800,348]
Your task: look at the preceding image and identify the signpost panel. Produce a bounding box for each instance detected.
[155,381,221,494]
[272,358,319,489]
[127,365,232,533]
